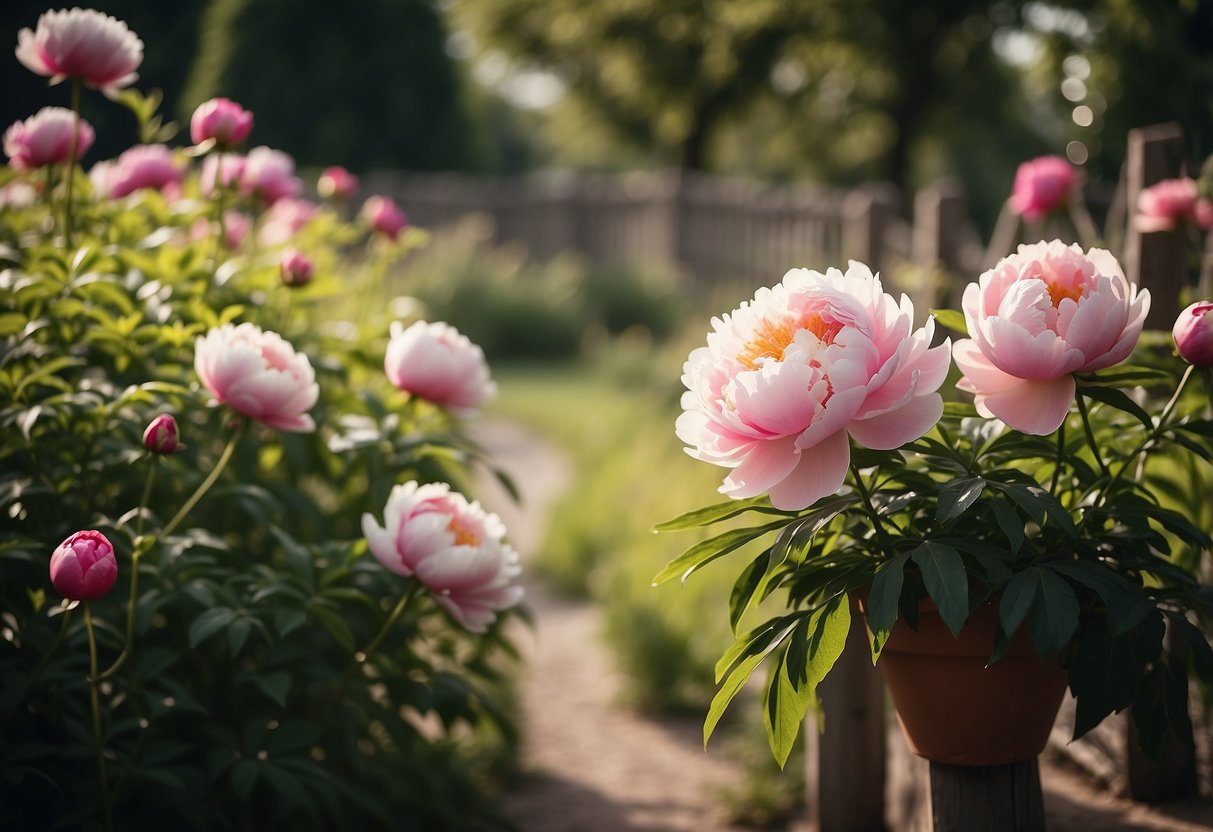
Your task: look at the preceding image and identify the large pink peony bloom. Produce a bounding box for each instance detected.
[362,481,523,633]
[1010,156,1074,222]
[94,143,184,198]
[16,8,143,93]
[1134,178,1204,233]
[678,262,951,511]
[1173,301,1213,368]
[4,107,94,170]
[953,241,1150,435]
[190,97,253,147]
[50,530,117,601]
[384,320,496,412]
[239,146,301,206]
[194,323,319,432]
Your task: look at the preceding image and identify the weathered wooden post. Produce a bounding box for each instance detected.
[912,181,967,315]
[928,761,1044,832]
[843,184,900,274]
[1123,122,1188,329]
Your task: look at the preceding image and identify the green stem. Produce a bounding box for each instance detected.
[97,461,157,682]
[1100,363,1197,504]
[64,79,82,246]
[84,604,113,832]
[214,150,228,262]
[1075,390,1110,479]
[161,419,246,539]
[135,458,157,537]
[333,580,423,710]
[0,606,73,733]
[1049,421,1065,494]
[848,459,895,561]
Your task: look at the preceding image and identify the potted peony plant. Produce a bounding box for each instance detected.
[660,241,1213,768]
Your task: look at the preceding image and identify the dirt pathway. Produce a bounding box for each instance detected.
[474,418,1213,832]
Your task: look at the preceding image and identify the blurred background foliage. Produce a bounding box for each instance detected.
[4,0,1211,224]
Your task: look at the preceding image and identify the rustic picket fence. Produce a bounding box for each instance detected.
[369,122,1204,830]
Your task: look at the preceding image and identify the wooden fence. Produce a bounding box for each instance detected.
[371,123,1203,830]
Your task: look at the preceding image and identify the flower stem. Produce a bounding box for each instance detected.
[84,604,113,832]
[135,457,157,537]
[1075,390,1110,478]
[64,79,82,246]
[333,579,423,710]
[1049,421,1065,494]
[1100,363,1197,503]
[848,459,895,561]
[214,150,228,263]
[161,419,246,539]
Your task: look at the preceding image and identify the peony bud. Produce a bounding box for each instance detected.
[50,530,117,601]
[142,413,180,454]
[317,166,359,201]
[1173,301,1213,368]
[190,97,253,148]
[1010,156,1075,221]
[280,248,314,287]
[361,195,407,241]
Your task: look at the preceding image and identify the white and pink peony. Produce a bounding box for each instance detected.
[4,107,94,170]
[678,262,951,511]
[953,241,1150,435]
[194,323,319,432]
[384,320,496,413]
[16,8,143,93]
[362,481,523,633]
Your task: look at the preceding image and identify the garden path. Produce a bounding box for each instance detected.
[474,418,1213,832]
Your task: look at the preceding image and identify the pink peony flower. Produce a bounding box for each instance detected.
[279,248,314,287]
[16,8,143,93]
[953,240,1150,435]
[188,210,251,250]
[258,197,317,247]
[317,166,359,201]
[1010,156,1075,222]
[239,146,301,206]
[50,530,117,601]
[194,323,319,432]
[94,143,184,198]
[1195,198,1213,230]
[362,195,407,241]
[1173,301,1213,368]
[142,413,180,454]
[4,107,94,170]
[200,152,246,196]
[1134,178,1200,233]
[190,97,253,148]
[361,481,523,633]
[384,320,496,412]
[0,181,37,209]
[678,262,951,511]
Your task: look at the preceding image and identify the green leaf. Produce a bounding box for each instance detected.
[999,569,1039,637]
[654,495,788,531]
[189,608,237,648]
[309,603,355,651]
[936,475,986,523]
[1046,560,1152,635]
[866,553,908,658]
[653,518,788,585]
[931,308,969,336]
[989,498,1024,554]
[911,542,968,637]
[1025,568,1079,657]
[705,648,769,749]
[230,760,260,798]
[764,650,815,769]
[227,616,252,656]
[1076,383,1153,431]
[729,550,769,633]
[250,671,291,706]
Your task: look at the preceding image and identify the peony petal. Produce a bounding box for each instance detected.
[767,429,850,510]
[849,392,943,450]
[721,435,800,498]
[978,375,1075,435]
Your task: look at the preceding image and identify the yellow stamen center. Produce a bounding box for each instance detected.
[738,311,841,370]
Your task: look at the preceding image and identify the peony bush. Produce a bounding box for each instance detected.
[1,8,523,831]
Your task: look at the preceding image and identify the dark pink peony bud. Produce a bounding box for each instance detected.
[50,530,117,601]
[361,195,407,241]
[1173,301,1213,368]
[142,413,179,454]
[279,248,314,287]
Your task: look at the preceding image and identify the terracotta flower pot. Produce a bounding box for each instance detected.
[860,596,1069,767]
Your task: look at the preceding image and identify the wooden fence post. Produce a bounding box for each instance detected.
[804,601,887,831]
[912,181,968,314]
[1123,122,1188,329]
[928,760,1045,832]
[843,184,900,274]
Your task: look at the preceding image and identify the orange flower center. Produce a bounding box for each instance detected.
[1038,264,1088,308]
[738,311,841,370]
[449,516,481,547]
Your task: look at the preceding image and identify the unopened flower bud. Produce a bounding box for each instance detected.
[1174,301,1213,368]
[142,414,180,454]
[280,248,314,287]
[50,530,117,601]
